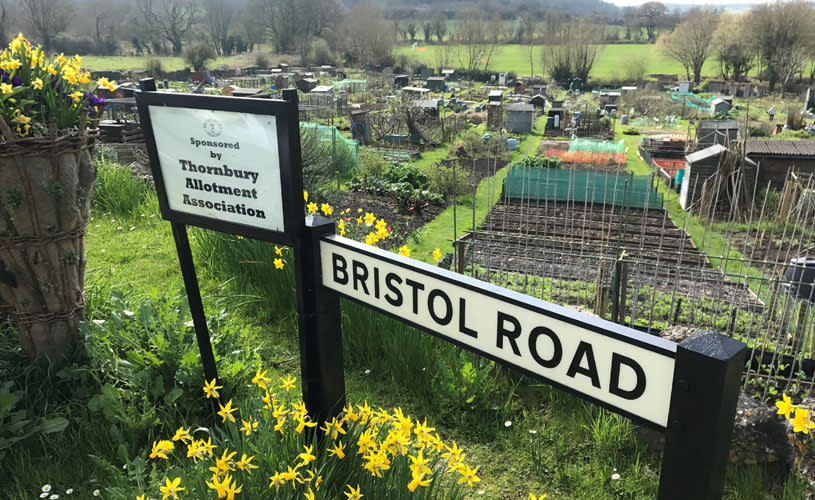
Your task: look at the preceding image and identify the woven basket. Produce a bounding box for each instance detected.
[0,122,97,361]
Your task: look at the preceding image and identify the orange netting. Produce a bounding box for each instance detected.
[544,149,627,166]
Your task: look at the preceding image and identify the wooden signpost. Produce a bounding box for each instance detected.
[137,80,746,500]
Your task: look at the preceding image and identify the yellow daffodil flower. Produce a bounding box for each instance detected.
[304,488,315,500]
[398,245,411,257]
[433,248,442,261]
[274,258,284,269]
[529,494,548,500]
[792,407,811,434]
[307,202,318,214]
[280,375,296,391]
[206,473,229,499]
[32,77,42,89]
[344,484,363,500]
[298,444,317,467]
[407,471,431,492]
[203,378,222,399]
[274,245,283,256]
[268,471,284,491]
[303,189,308,201]
[457,464,480,486]
[236,453,258,473]
[68,90,83,102]
[171,426,192,444]
[328,440,346,459]
[321,203,333,216]
[0,83,12,93]
[159,477,184,500]
[148,440,174,459]
[217,399,237,423]
[252,367,272,389]
[776,393,795,419]
[239,418,258,436]
[364,212,376,226]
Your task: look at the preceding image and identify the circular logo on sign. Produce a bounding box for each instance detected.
[203,119,222,137]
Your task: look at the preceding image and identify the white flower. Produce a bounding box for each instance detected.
[92,319,106,325]
[529,429,537,434]
[116,226,123,231]
[42,485,52,493]
[364,369,371,375]
[504,420,512,427]
[122,464,127,470]
[40,494,48,498]
[93,490,101,497]
[50,494,59,499]
[129,226,135,232]
[122,310,135,318]
[65,490,73,495]
[611,473,621,480]
[184,320,194,328]
[477,491,485,495]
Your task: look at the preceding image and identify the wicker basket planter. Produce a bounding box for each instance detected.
[0,125,97,361]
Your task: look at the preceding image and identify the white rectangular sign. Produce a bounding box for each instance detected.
[148,105,284,232]
[320,236,677,428]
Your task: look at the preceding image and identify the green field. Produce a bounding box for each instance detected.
[396,43,722,81]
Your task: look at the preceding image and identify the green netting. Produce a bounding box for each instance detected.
[333,79,367,92]
[630,116,679,127]
[301,122,359,161]
[502,166,663,209]
[569,138,626,153]
[669,91,710,111]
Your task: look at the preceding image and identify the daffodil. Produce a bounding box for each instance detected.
[217,399,237,423]
[97,77,116,91]
[776,393,795,419]
[252,367,272,389]
[203,378,222,399]
[344,484,363,500]
[159,477,184,500]
[149,440,175,459]
[274,245,283,256]
[457,464,480,486]
[268,471,284,491]
[398,245,411,257]
[321,203,333,216]
[0,83,12,93]
[433,248,442,261]
[236,453,258,473]
[327,440,346,459]
[68,90,83,102]
[307,202,318,214]
[364,212,376,226]
[303,189,308,201]
[32,77,42,89]
[239,418,259,436]
[274,258,284,269]
[280,375,296,391]
[791,407,811,434]
[529,494,548,500]
[171,426,192,444]
[407,471,431,492]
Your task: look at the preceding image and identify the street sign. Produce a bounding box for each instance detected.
[320,234,677,428]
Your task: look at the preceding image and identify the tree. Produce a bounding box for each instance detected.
[137,0,199,55]
[541,20,600,83]
[262,0,342,55]
[658,8,719,84]
[22,0,72,51]
[747,1,813,94]
[406,22,416,42]
[422,21,432,42]
[206,0,232,56]
[711,13,754,81]
[455,10,488,74]
[336,3,394,67]
[430,11,446,42]
[242,0,265,52]
[637,2,666,42]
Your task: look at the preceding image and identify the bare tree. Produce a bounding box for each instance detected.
[22,0,72,51]
[206,0,232,56]
[455,9,489,74]
[711,12,754,81]
[748,1,813,94]
[637,2,667,42]
[137,0,199,55]
[422,21,432,42]
[262,0,341,56]
[541,20,601,83]
[430,10,446,42]
[337,3,394,67]
[658,8,719,84]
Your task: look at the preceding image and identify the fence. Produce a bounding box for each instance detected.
[457,162,815,400]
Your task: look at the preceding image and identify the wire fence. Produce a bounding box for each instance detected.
[453,159,815,401]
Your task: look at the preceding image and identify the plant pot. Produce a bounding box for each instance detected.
[0,129,97,361]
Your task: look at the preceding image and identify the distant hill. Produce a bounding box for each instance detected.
[358,0,622,18]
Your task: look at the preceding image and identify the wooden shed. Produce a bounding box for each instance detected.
[746,140,815,188]
[506,102,534,134]
[681,144,727,209]
[426,77,445,92]
[696,120,738,148]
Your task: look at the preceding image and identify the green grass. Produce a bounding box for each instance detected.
[397,43,722,80]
